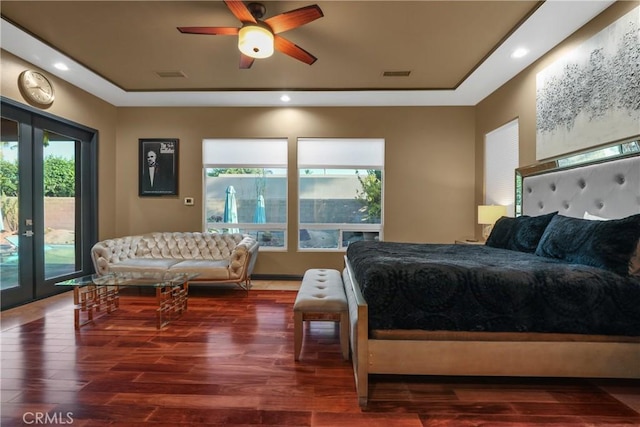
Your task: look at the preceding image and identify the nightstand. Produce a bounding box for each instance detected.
[455,239,485,245]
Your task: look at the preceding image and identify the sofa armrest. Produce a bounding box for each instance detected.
[91,236,142,275]
[228,236,259,280]
[245,238,259,278]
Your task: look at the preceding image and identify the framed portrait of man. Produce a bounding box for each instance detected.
[138,138,179,196]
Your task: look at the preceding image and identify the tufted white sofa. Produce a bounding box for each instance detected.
[91,232,259,290]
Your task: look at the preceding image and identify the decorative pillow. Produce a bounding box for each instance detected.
[486,211,557,253]
[535,213,640,276]
[580,212,640,276]
[485,216,513,248]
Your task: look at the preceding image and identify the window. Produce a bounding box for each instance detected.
[485,120,519,216]
[203,139,287,250]
[298,138,384,250]
[557,139,639,167]
[515,138,640,214]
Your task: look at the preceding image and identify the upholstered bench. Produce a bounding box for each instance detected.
[293,268,349,361]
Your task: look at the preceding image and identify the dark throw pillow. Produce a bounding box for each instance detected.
[486,212,557,253]
[485,216,513,249]
[534,213,640,276]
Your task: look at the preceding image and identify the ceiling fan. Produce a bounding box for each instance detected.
[178,0,323,69]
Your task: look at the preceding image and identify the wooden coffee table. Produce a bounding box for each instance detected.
[56,271,198,329]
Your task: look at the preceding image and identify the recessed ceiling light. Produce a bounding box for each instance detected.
[511,48,529,59]
[53,62,69,71]
[280,95,291,102]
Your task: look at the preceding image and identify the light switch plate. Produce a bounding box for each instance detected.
[184,197,194,206]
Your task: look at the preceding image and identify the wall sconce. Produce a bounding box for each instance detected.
[478,205,507,240]
[238,24,274,59]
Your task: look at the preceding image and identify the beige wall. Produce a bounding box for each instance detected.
[474,1,639,219]
[1,51,476,276]
[1,51,119,240]
[116,106,476,274]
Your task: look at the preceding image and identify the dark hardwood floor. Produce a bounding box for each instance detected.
[2,283,639,426]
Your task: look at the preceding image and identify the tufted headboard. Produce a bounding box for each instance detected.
[521,154,640,219]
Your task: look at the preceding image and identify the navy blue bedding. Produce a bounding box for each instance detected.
[346,241,640,336]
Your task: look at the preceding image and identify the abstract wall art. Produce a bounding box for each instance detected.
[536,7,639,160]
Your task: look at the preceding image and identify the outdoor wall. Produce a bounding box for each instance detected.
[43,198,75,230]
[474,1,638,221]
[116,106,476,275]
[0,51,119,240]
[204,175,363,224]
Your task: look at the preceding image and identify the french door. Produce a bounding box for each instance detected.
[1,98,98,309]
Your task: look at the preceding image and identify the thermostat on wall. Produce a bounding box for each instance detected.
[184,197,194,206]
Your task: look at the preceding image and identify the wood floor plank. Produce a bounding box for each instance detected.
[1,285,639,426]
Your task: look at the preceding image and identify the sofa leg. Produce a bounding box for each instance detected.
[233,277,251,295]
[245,276,252,295]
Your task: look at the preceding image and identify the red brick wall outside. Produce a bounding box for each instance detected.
[2,197,75,245]
[3,197,75,231]
[44,197,75,230]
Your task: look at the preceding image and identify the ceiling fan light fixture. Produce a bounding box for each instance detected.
[238,25,274,59]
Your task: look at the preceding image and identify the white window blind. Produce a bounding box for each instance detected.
[485,120,519,217]
[203,138,288,167]
[298,138,384,168]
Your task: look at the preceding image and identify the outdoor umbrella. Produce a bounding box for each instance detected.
[253,195,266,224]
[223,185,239,234]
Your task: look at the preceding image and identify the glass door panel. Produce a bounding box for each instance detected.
[0,118,20,292]
[43,133,78,279]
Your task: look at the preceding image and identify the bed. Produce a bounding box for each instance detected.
[343,153,640,406]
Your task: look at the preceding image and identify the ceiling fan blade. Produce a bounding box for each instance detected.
[265,5,323,34]
[239,54,255,69]
[177,27,239,35]
[274,35,317,65]
[224,0,257,24]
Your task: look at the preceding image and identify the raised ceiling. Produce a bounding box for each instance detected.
[0,1,615,106]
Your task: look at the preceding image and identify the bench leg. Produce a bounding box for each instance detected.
[340,311,349,360]
[294,311,303,361]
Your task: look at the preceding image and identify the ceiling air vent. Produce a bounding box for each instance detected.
[155,71,187,78]
[383,71,411,77]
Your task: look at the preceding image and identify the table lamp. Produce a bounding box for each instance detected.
[478,205,507,240]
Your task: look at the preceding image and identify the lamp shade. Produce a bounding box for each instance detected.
[238,25,274,59]
[477,205,507,225]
